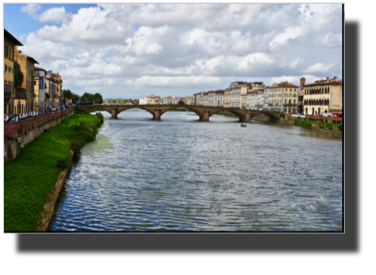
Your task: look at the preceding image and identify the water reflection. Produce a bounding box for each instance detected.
[50,110,342,231]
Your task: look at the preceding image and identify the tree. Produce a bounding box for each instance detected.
[14,60,24,87]
[178,100,185,105]
[63,89,72,99]
[72,95,79,103]
[94,93,103,104]
[45,92,50,99]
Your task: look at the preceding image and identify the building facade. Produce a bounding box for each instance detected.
[303,76,342,115]
[33,67,47,112]
[14,50,39,113]
[280,82,299,114]
[4,29,23,116]
[263,87,270,110]
[224,88,232,108]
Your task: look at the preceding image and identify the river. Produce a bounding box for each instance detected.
[49,109,343,231]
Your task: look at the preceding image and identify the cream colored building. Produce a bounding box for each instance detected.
[140,94,161,105]
[224,88,232,108]
[4,29,23,116]
[268,82,298,113]
[303,76,342,115]
[14,49,39,113]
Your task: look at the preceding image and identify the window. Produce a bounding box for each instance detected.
[289,94,292,98]
[5,65,7,71]
[289,99,291,104]
[285,94,287,97]
[294,100,296,104]
[285,99,287,104]
[8,66,11,72]
[293,94,297,97]
[290,88,292,91]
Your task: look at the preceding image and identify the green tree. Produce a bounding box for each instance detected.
[72,95,79,104]
[45,92,50,99]
[94,93,103,104]
[178,100,185,105]
[63,89,72,99]
[14,60,24,87]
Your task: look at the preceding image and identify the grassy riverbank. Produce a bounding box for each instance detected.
[279,119,343,131]
[216,112,238,117]
[4,113,104,232]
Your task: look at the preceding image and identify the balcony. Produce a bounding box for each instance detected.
[15,88,26,99]
[4,92,11,98]
[14,93,27,99]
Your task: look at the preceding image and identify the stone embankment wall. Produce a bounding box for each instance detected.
[4,108,75,162]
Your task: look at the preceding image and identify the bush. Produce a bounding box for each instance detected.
[56,158,69,170]
[309,118,315,121]
[319,125,324,129]
[338,125,343,131]
[75,106,82,114]
[294,120,312,127]
[328,125,333,130]
[96,112,104,124]
[280,114,285,119]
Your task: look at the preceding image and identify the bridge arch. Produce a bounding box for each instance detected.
[208,108,247,122]
[116,106,154,118]
[160,105,206,120]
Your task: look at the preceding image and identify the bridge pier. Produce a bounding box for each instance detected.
[153,109,161,120]
[199,111,210,121]
[244,113,252,123]
[111,109,118,119]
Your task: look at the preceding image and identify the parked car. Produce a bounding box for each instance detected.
[10,115,19,122]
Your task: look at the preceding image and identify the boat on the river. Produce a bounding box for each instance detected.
[241,123,247,127]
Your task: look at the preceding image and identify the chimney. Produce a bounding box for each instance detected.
[333,76,336,79]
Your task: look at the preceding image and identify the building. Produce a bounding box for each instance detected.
[14,49,39,113]
[263,87,270,110]
[224,88,232,108]
[303,76,342,116]
[162,96,174,105]
[298,78,305,114]
[202,92,209,106]
[33,67,47,112]
[268,82,299,113]
[280,82,299,114]
[45,71,54,109]
[53,72,63,106]
[240,86,249,109]
[140,94,161,105]
[4,29,23,116]
[229,82,244,109]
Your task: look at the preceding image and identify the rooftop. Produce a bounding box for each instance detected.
[4,29,23,46]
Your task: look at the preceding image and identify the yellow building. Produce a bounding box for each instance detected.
[4,29,23,116]
[303,76,342,115]
[268,82,298,113]
[14,49,39,113]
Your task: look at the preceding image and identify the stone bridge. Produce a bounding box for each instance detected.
[80,104,281,122]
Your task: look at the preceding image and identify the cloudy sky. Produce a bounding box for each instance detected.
[4,3,343,99]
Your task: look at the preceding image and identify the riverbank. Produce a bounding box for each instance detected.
[216,112,238,117]
[4,113,104,232]
[278,119,343,131]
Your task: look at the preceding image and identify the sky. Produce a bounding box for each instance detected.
[4,3,343,99]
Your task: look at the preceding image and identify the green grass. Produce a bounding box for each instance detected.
[217,112,238,117]
[4,113,104,232]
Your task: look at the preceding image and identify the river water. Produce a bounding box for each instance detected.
[49,110,343,231]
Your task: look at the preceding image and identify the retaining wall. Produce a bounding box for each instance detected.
[4,107,75,162]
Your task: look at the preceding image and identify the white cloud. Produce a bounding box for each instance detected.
[304,63,335,73]
[20,4,41,19]
[269,26,303,50]
[38,7,70,23]
[17,4,342,98]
